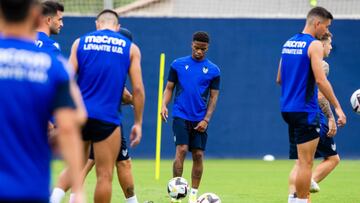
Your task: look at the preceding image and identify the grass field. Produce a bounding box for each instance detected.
[51,159,360,203]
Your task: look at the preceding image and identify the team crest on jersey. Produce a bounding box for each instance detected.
[185,65,189,70]
[202,66,208,74]
[53,42,60,50]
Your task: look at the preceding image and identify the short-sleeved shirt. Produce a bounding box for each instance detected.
[168,55,220,121]
[36,31,61,55]
[280,33,318,113]
[76,29,131,125]
[0,37,75,201]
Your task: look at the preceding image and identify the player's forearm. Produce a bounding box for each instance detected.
[204,92,219,122]
[132,86,145,125]
[317,79,341,110]
[122,88,133,105]
[162,88,173,107]
[318,96,335,120]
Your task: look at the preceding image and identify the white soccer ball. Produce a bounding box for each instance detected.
[263,154,275,161]
[197,193,221,203]
[167,177,188,199]
[350,89,360,114]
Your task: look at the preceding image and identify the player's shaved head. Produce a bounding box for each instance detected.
[96,9,119,25]
[306,6,333,25]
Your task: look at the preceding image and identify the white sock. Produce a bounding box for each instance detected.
[288,194,296,203]
[126,195,138,203]
[69,193,76,203]
[50,187,65,203]
[295,198,308,203]
[190,188,198,195]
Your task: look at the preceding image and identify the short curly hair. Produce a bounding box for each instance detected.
[193,31,210,43]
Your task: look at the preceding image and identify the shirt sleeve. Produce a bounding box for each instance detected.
[52,81,76,111]
[52,58,76,111]
[210,75,220,90]
[167,66,178,84]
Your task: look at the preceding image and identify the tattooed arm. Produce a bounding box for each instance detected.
[318,90,337,137]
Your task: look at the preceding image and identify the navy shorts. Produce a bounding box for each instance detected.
[314,123,338,158]
[172,117,208,151]
[282,112,321,159]
[89,125,130,161]
[82,118,119,142]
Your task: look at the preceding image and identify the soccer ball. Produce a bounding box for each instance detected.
[167,177,188,199]
[197,193,221,203]
[350,89,360,114]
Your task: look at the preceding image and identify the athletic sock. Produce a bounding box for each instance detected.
[68,193,76,203]
[295,198,308,203]
[189,188,198,203]
[126,195,139,203]
[50,187,65,203]
[288,194,296,203]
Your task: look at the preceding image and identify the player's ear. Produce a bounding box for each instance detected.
[115,24,120,32]
[95,20,100,30]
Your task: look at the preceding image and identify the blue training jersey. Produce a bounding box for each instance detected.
[168,55,220,121]
[36,31,61,55]
[280,33,319,112]
[77,29,131,125]
[0,37,75,201]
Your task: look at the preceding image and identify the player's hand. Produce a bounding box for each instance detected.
[130,123,142,148]
[327,118,337,137]
[335,107,346,127]
[161,105,168,122]
[194,120,208,132]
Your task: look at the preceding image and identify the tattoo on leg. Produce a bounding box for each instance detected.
[125,186,134,197]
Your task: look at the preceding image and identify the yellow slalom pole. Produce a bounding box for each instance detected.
[155,53,165,180]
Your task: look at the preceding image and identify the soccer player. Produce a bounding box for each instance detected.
[0,0,85,202]
[36,0,64,55]
[50,27,140,203]
[276,7,346,203]
[161,31,220,203]
[287,32,340,202]
[72,9,144,203]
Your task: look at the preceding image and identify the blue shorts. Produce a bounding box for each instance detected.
[314,123,338,158]
[82,118,118,142]
[288,120,338,159]
[89,125,130,161]
[282,112,320,159]
[172,117,208,151]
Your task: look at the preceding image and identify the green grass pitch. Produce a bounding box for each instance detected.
[51,159,360,203]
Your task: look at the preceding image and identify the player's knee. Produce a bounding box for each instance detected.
[117,159,132,170]
[96,167,113,182]
[298,158,313,168]
[176,146,188,158]
[192,151,204,162]
[329,155,340,166]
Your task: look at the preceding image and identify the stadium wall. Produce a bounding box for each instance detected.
[54,17,360,159]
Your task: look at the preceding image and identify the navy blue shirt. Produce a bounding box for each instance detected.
[76,29,131,125]
[0,37,74,201]
[36,31,61,55]
[280,33,318,113]
[168,55,220,121]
